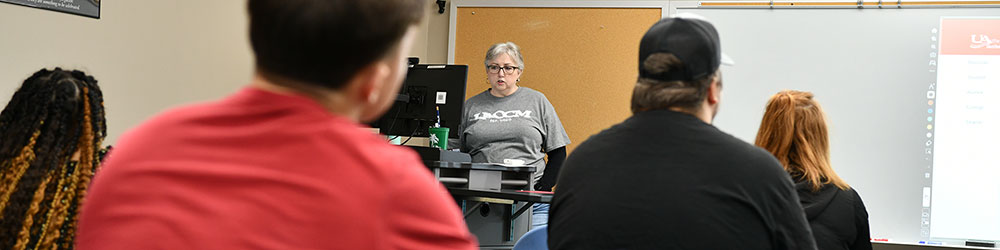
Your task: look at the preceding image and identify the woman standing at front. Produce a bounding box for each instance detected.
[458,42,570,228]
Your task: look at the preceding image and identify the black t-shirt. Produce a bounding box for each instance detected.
[548,109,818,250]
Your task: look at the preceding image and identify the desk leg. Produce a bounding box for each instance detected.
[503,202,513,241]
[512,201,535,220]
[505,201,535,242]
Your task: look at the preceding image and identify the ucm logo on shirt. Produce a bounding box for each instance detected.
[471,110,533,121]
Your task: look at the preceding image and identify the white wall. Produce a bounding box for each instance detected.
[0,0,655,144]
[0,1,252,144]
[0,0,440,144]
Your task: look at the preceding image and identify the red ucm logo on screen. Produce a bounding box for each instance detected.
[940,19,1000,55]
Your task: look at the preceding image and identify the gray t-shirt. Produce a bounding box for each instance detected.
[456,87,570,183]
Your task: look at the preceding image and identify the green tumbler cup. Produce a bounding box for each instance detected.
[428,127,449,150]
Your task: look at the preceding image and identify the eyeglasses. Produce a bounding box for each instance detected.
[487,65,520,74]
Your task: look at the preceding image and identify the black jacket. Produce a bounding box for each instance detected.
[795,180,872,250]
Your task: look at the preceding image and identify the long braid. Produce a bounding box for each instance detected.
[24,166,62,250]
[35,77,95,250]
[0,131,40,213]
[75,71,105,198]
[0,70,51,160]
[2,92,79,249]
[63,71,106,249]
[35,163,75,250]
[56,74,106,249]
[79,71,106,143]
[69,91,101,249]
[0,81,70,249]
[38,87,94,249]
[0,70,51,201]
[11,171,53,250]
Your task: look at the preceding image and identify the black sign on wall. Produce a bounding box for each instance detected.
[1,0,100,19]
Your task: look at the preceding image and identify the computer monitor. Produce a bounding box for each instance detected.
[373,64,468,139]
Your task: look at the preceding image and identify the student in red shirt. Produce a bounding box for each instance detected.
[76,1,477,249]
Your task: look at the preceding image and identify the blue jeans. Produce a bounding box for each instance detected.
[531,203,550,229]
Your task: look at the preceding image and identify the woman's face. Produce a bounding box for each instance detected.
[486,53,521,97]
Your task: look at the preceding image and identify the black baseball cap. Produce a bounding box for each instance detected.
[639,13,734,82]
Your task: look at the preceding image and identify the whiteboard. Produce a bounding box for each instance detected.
[675,6,1000,245]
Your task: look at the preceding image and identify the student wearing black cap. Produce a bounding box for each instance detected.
[547,14,818,250]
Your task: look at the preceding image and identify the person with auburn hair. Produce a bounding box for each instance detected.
[0,68,108,250]
[755,90,872,250]
[76,0,476,249]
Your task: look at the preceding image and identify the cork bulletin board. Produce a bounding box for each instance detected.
[450,2,665,153]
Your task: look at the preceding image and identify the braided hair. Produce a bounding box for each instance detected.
[0,68,107,250]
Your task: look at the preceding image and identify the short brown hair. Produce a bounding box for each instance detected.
[630,53,719,114]
[248,0,426,89]
[755,90,849,191]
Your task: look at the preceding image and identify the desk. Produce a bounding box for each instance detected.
[425,161,540,248]
[449,188,552,247]
[448,188,552,203]
[426,161,536,172]
[449,188,552,222]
